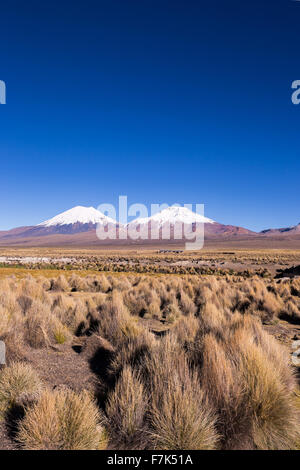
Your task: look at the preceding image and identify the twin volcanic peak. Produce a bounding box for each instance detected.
[33,205,218,237]
[0,205,257,243]
[32,205,255,239]
[37,205,216,231]
[0,205,299,246]
[18,206,300,238]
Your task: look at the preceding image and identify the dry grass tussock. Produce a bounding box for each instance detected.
[105,365,147,449]
[17,388,107,450]
[0,362,42,419]
[0,272,299,449]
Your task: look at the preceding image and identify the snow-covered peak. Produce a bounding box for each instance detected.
[129,206,215,226]
[38,206,116,227]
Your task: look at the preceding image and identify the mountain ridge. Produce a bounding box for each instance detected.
[261,222,300,236]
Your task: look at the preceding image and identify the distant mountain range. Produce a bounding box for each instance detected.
[0,205,299,247]
[261,223,300,236]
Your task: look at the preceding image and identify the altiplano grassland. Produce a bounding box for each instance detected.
[0,249,299,450]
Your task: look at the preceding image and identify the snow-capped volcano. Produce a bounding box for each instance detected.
[126,206,255,240]
[6,205,118,238]
[38,206,116,227]
[126,206,215,241]
[129,206,215,227]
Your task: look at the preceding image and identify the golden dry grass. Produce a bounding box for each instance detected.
[17,388,107,450]
[0,268,299,450]
[0,362,42,419]
[106,365,147,449]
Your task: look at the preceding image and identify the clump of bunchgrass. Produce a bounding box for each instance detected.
[106,365,148,449]
[18,388,107,450]
[0,362,42,419]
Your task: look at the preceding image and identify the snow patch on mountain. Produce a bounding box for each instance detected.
[129,206,215,226]
[38,206,116,227]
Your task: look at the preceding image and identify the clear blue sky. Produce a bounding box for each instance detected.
[0,0,300,231]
